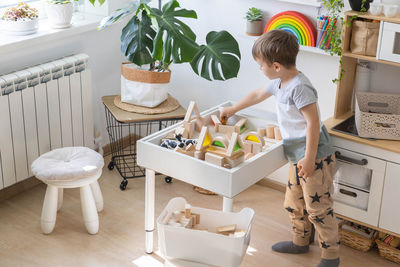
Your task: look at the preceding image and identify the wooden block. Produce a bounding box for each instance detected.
[243,131,265,146]
[205,152,225,166]
[195,126,211,151]
[186,143,195,152]
[184,121,194,139]
[274,127,282,140]
[245,153,254,160]
[218,124,235,137]
[194,150,205,160]
[225,151,245,168]
[175,126,188,139]
[216,224,236,234]
[257,128,266,137]
[184,101,196,122]
[175,147,194,157]
[234,118,247,133]
[266,125,275,139]
[185,204,191,218]
[243,142,252,154]
[226,132,240,157]
[211,115,221,131]
[252,143,263,154]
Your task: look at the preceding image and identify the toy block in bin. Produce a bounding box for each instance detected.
[157,197,255,267]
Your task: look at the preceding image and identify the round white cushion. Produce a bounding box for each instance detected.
[31,147,104,182]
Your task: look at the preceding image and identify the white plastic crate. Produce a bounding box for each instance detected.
[355,91,400,140]
[157,197,255,267]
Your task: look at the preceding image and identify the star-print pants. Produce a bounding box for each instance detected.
[283,154,340,259]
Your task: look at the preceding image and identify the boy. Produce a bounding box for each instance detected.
[220,30,340,267]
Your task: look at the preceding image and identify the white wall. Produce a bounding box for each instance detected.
[0,0,346,184]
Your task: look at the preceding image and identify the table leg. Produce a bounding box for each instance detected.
[222,197,233,212]
[145,168,155,254]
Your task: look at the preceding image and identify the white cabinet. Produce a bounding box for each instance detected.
[379,162,400,234]
[332,146,386,226]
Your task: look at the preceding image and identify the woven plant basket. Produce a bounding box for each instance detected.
[376,239,400,264]
[339,226,376,252]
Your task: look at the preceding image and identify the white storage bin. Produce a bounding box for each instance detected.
[333,183,369,211]
[355,91,400,140]
[157,197,255,267]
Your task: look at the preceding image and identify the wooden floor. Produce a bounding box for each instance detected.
[0,156,397,267]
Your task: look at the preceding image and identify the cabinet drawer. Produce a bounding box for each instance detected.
[333,182,369,211]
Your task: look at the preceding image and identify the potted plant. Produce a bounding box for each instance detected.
[348,0,371,12]
[45,0,75,28]
[0,2,39,35]
[245,7,263,36]
[93,0,241,108]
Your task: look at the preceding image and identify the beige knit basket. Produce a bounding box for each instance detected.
[376,239,400,264]
[355,92,400,140]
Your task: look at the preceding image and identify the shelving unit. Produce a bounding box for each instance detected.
[324,11,400,246]
[326,11,400,146]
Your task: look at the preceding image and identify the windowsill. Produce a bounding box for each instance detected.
[0,12,104,55]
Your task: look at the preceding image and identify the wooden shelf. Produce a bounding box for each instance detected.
[342,52,400,68]
[324,114,400,154]
[345,10,400,24]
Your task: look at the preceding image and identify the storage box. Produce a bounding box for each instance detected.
[157,197,254,267]
[333,182,369,211]
[350,20,380,57]
[355,92,400,140]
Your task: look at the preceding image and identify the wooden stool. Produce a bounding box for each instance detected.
[31,147,104,235]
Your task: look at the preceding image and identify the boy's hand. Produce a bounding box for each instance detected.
[219,107,236,124]
[297,157,315,179]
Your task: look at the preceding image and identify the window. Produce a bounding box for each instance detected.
[0,0,40,9]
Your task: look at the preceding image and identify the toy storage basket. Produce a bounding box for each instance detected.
[157,197,255,267]
[338,223,376,252]
[376,239,400,264]
[355,92,400,140]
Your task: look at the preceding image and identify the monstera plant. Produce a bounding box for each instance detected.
[96,0,241,107]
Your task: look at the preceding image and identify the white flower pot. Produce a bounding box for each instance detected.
[0,18,39,35]
[45,2,73,29]
[246,20,263,36]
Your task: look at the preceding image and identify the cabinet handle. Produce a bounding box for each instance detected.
[339,188,357,198]
[335,151,368,166]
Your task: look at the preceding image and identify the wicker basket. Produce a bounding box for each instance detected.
[355,92,400,140]
[339,225,376,252]
[376,239,400,264]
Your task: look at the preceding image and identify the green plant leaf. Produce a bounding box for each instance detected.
[89,0,106,6]
[190,31,241,81]
[97,0,150,30]
[148,1,199,64]
[121,13,156,66]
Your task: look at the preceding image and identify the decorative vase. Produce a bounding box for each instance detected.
[45,2,73,29]
[120,63,171,108]
[246,20,263,36]
[0,18,39,35]
[348,0,372,12]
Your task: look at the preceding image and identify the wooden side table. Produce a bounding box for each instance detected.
[102,95,186,190]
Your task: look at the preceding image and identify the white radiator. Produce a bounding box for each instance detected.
[0,54,94,189]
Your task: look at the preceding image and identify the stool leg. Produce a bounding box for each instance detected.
[80,185,99,235]
[90,181,104,212]
[57,188,63,211]
[41,185,58,234]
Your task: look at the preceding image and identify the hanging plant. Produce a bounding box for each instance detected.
[322,0,367,83]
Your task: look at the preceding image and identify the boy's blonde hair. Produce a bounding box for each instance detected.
[252,29,299,67]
